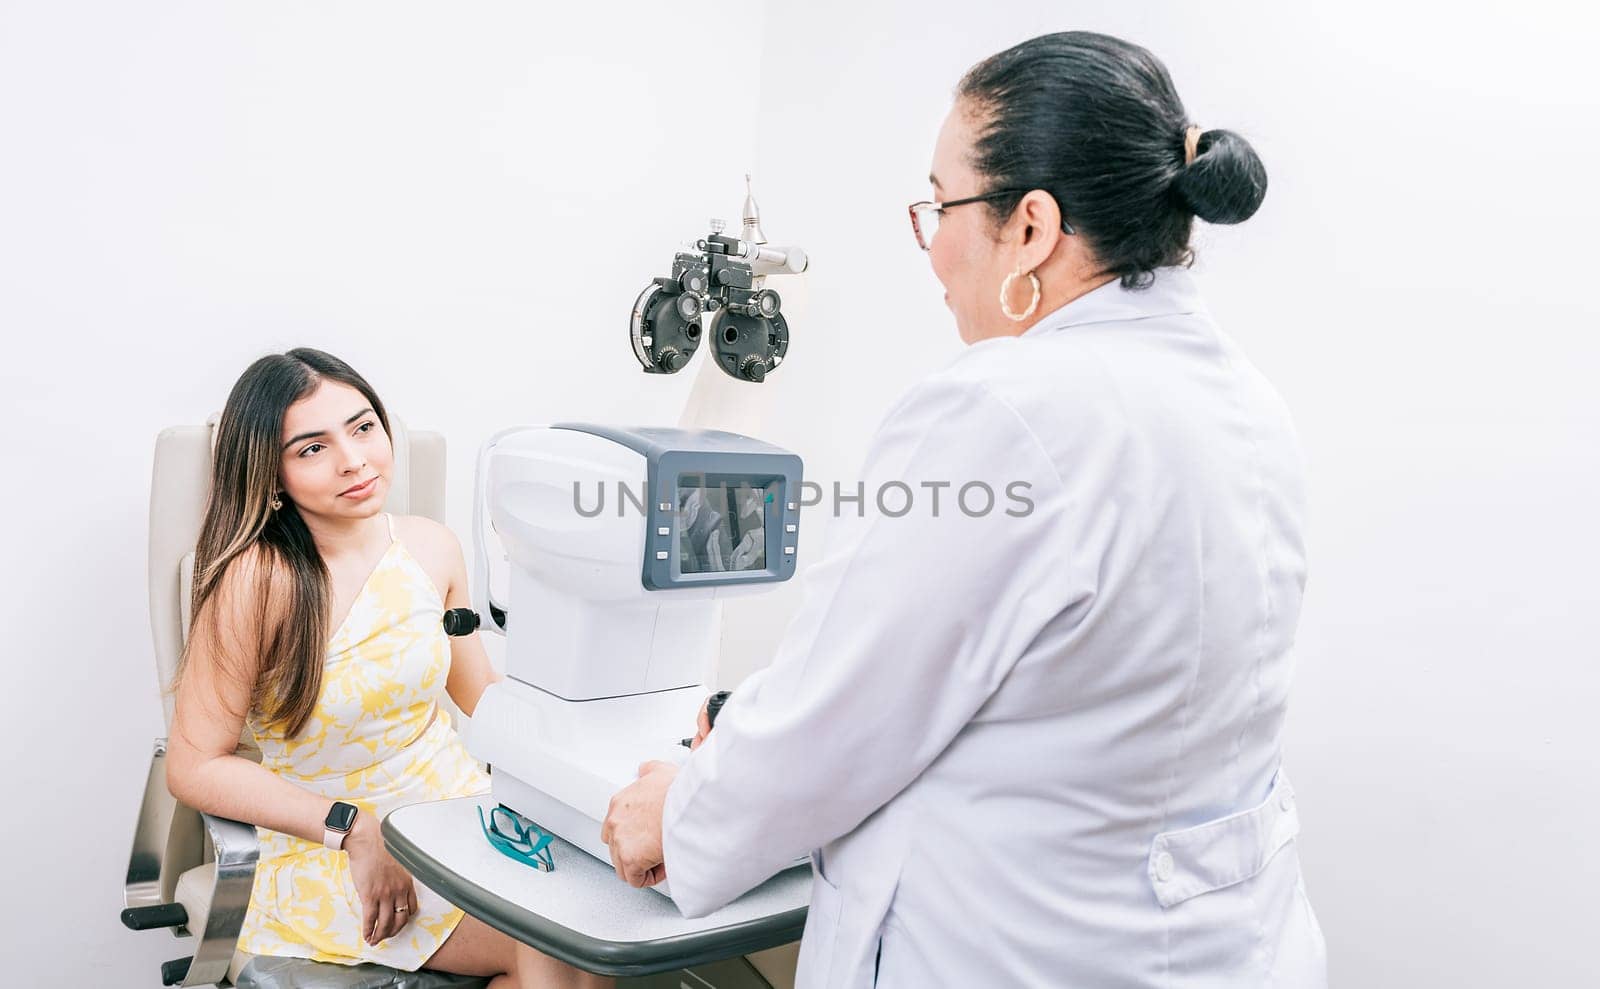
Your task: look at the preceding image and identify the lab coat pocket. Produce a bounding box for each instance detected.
[795,850,843,985]
[1147,770,1300,908]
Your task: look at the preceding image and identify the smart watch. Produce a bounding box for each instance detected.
[324,801,359,850]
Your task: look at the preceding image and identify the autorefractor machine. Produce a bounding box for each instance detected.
[467,424,803,894]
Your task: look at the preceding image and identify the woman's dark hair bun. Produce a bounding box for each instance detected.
[1173,128,1267,225]
[959,32,1270,287]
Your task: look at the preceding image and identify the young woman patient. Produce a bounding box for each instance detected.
[165,348,607,989]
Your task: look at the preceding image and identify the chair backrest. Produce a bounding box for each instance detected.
[147,414,447,728]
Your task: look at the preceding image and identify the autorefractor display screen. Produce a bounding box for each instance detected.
[675,475,778,574]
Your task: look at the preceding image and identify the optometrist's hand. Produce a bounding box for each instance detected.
[601,761,678,888]
[346,815,419,944]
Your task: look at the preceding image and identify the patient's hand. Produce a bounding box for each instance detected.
[346,815,418,944]
[600,761,678,888]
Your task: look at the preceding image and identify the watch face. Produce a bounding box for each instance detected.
[325,802,358,832]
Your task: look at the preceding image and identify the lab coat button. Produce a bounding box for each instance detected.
[1154,851,1174,883]
[1279,792,1293,812]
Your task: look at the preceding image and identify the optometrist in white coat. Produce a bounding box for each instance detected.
[603,31,1327,988]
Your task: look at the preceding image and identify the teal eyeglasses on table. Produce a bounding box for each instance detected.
[477,804,556,872]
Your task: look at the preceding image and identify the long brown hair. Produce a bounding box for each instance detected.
[180,348,391,737]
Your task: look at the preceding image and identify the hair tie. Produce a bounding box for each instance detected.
[1184,125,1203,166]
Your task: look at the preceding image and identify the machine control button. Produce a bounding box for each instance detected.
[784,546,795,555]
[659,502,672,511]
[787,501,797,511]
[658,527,670,536]
[785,523,797,533]
[656,551,669,560]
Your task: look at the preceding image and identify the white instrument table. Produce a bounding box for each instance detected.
[383,796,810,977]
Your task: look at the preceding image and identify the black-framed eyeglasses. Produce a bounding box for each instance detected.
[906,189,1075,252]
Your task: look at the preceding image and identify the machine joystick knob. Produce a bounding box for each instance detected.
[705,690,732,727]
[739,356,768,382]
[659,348,689,372]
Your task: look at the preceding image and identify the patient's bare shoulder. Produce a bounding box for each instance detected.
[392,514,461,596]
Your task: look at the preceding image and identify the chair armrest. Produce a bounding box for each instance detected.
[181,812,258,987]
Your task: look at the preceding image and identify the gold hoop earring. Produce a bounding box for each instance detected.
[270,493,283,511]
[1000,267,1040,322]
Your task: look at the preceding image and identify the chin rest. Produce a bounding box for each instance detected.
[122,414,485,987]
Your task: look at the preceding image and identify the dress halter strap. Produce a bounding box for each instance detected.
[384,512,396,541]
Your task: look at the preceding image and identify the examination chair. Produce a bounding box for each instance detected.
[121,415,488,988]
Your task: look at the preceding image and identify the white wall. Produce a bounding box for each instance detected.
[3,1,1596,985]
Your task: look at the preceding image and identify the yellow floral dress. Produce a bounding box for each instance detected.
[238,514,490,969]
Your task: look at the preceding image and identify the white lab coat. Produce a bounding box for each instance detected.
[662,268,1328,988]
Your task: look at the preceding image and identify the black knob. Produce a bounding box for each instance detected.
[161,957,193,986]
[740,356,767,382]
[442,608,480,637]
[121,903,189,931]
[659,348,689,372]
[705,690,732,728]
